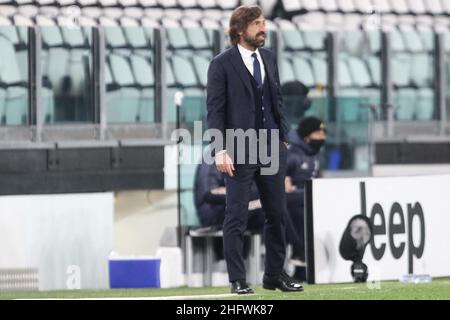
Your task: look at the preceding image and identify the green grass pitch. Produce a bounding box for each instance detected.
[2,277,450,300]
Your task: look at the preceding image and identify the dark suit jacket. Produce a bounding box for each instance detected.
[206,46,290,155]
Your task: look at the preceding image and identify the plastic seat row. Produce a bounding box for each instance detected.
[281,0,450,16]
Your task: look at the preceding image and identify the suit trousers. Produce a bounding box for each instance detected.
[223,140,288,282]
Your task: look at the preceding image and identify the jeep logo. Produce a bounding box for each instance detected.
[359,182,425,273]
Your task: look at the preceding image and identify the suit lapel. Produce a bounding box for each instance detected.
[228,46,254,107]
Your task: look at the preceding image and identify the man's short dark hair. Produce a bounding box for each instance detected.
[228,5,263,46]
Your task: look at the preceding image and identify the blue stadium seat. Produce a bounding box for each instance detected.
[280,59,296,84]
[0,36,28,125]
[170,54,198,88]
[347,56,372,87]
[130,54,155,123]
[292,55,315,87]
[415,88,434,120]
[107,54,141,123]
[338,88,368,122]
[192,55,210,87]
[279,20,305,51]
[338,58,354,88]
[0,89,5,124]
[310,55,327,86]
[395,88,416,120]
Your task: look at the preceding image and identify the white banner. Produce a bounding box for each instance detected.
[0,193,113,291]
[306,175,450,284]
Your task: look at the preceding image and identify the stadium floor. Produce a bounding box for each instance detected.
[3,278,450,300]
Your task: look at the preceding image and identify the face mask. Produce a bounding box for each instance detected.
[308,139,325,153]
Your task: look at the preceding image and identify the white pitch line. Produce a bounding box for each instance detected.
[17,293,252,300]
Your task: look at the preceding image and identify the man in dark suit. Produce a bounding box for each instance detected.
[206,5,304,294]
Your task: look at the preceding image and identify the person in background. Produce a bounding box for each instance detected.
[285,116,327,281]
[193,161,266,263]
[194,160,265,232]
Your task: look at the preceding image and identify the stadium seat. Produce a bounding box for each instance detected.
[401,29,424,53]
[180,88,206,123]
[166,58,176,88]
[392,53,412,87]
[423,0,443,15]
[406,0,426,15]
[107,54,141,123]
[347,56,372,87]
[415,88,434,120]
[178,0,197,9]
[0,89,5,125]
[389,0,409,14]
[395,88,416,120]
[337,0,356,13]
[192,55,210,87]
[300,0,320,11]
[292,55,315,87]
[366,56,381,86]
[171,54,198,88]
[78,0,99,6]
[320,0,339,12]
[119,0,138,6]
[343,14,363,30]
[353,0,373,13]
[99,0,119,7]
[338,58,353,88]
[390,29,407,52]
[280,59,296,84]
[143,8,164,21]
[157,0,177,8]
[0,36,28,125]
[279,19,305,51]
[310,55,327,85]
[139,0,158,7]
[337,88,369,122]
[281,0,302,13]
[130,54,155,122]
[373,0,391,14]
[442,0,450,15]
[0,25,19,45]
[410,53,432,87]
[294,12,326,29]
[181,20,212,50]
[164,19,190,50]
[198,0,216,9]
[218,0,239,10]
[302,30,327,51]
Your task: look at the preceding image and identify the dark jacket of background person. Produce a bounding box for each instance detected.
[286,129,321,189]
[194,161,264,231]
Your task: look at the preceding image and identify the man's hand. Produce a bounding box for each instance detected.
[210,187,226,195]
[215,150,235,177]
[248,199,262,211]
[285,176,297,193]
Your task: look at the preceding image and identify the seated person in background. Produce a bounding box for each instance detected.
[194,160,265,233]
[194,161,265,260]
[285,116,327,280]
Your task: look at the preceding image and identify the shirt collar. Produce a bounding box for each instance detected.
[237,43,260,59]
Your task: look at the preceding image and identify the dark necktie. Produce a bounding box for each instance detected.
[252,52,263,88]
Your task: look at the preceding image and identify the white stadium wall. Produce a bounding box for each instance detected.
[305,175,450,284]
[0,193,114,291]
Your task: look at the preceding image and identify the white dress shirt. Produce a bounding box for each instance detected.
[237,44,266,84]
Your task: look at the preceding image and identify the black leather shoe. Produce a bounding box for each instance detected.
[230,280,254,295]
[263,272,304,292]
